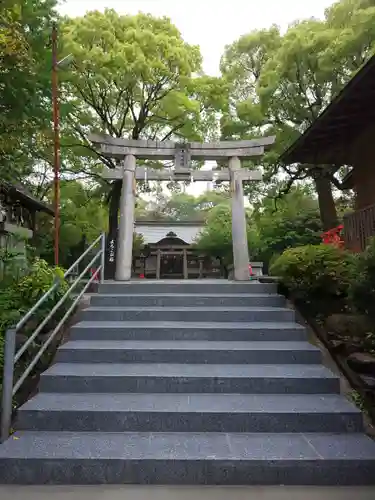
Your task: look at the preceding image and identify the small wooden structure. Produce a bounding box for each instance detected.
[280,55,375,252]
[133,221,221,279]
[0,181,53,253]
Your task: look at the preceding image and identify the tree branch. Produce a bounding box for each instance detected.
[162,123,185,141]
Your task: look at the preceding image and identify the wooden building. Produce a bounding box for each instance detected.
[0,181,53,253]
[133,221,222,279]
[280,54,375,251]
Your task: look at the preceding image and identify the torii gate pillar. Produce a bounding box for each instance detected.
[116,154,136,281]
[229,156,250,281]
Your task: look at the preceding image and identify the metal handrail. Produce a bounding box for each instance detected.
[63,234,104,279]
[13,234,104,334]
[0,233,106,442]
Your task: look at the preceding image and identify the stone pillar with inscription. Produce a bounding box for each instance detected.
[108,236,116,276]
[116,154,136,281]
[229,156,250,281]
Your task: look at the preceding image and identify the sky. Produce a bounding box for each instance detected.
[58,0,335,196]
[58,0,335,76]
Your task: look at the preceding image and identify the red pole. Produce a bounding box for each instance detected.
[52,23,60,266]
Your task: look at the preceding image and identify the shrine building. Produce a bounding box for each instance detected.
[132,220,222,279]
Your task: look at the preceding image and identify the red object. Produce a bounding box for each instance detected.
[248,264,254,276]
[321,225,344,248]
[139,273,145,279]
[90,268,99,282]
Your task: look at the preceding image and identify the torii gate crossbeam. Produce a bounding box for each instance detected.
[89,134,275,281]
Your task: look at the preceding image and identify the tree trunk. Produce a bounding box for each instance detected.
[314,174,339,230]
[104,180,122,279]
[108,180,122,236]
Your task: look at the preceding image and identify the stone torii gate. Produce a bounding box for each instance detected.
[89,134,275,281]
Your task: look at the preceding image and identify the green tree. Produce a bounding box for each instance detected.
[325,0,375,73]
[59,9,226,235]
[195,203,258,267]
[253,186,323,267]
[0,0,57,182]
[194,204,234,266]
[195,186,322,272]
[221,0,375,229]
[136,189,231,221]
[221,25,281,129]
[34,180,107,267]
[222,20,339,228]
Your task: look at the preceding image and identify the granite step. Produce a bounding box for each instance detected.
[79,306,295,323]
[39,363,340,394]
[56,340,321,365]
[3,279,373,486]
[1,431,375,485]
[70,321,307,342]
[90,293,285,308]
[16,393,363,433]
[99,281,277,295]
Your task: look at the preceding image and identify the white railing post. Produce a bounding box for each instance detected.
[100,233,106,283]
[1,329,16,442]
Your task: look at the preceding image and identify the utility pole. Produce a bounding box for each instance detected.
[51,24,73,267]
[52,22,60,266]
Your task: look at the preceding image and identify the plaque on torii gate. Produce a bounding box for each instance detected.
[89,134,275,281]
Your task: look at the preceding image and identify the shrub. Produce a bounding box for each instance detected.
[0,286,28,339]
[270,244,356,302]
[350,238,375,320]
[0,257,71,404]
[0,258,70,377]
[17,258,67,307]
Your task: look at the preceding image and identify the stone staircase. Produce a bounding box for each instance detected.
[1,280,375,484]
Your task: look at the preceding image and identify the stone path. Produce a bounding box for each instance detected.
[1,486,375,500]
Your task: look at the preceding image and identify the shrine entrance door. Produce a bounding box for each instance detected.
[160,251,184,279]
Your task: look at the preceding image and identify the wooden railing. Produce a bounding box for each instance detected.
[343,203,375,252]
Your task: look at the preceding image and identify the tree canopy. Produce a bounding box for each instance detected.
[221,0,375,229]
[33,180,107,267]
[136,189,231,222]
[195,186,322,269]
[2,0,375,268]
[0,0,57,182]
[57,9,227,234]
